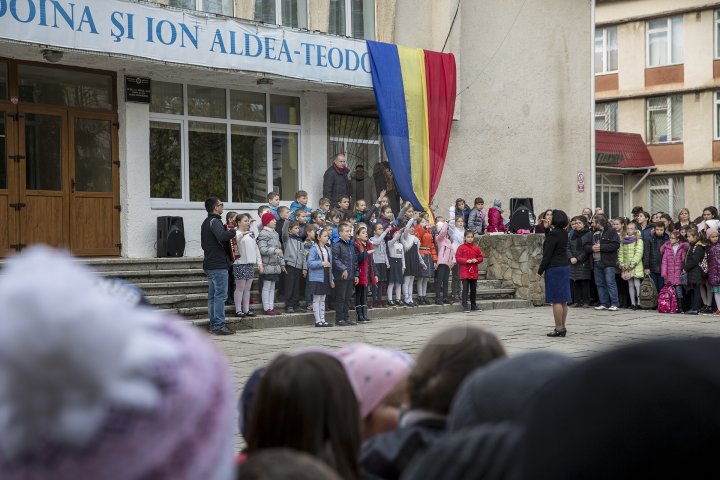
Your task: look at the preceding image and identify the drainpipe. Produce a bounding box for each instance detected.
[590,0,597,210]
[629,168,654,213]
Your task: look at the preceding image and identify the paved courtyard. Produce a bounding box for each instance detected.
[213,306,720,393]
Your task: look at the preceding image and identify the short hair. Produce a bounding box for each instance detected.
[267,191,280,201]
[550,210,569,229]
[277,206,290,214]
[305,223,318,235]
[655,222,667,231]
[225,211,238,223]
[204,196,220,213]
[338,222,352,232]
[319,197,331,206]
[295,190,308,199]
[594,215,608,227]
[572,215,588,227]
[464,230,475,239]
[295,209,308,217]
[329,209,344,221]
[408,327,505,414]
[257,205,270,216]
[474,197,485,205]
[631,206,644,215]
[310,211,323,222]
[338,195,350,203]
[287,220,299,230]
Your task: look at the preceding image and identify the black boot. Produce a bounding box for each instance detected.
[355,306,367,323]
[362,305,372,322]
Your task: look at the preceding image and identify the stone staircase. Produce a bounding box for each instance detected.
[80,257,532,330]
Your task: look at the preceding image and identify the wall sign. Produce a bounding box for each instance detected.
[125,76,151,103]
[577,171,585,193]
[0,0,373,87]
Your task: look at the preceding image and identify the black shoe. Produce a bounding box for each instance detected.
[225,299,234,306]
[387,300,396,307]
[361,305,372,322]
[286,307,295,314]
[411,301,419,307]
[443,298,452,304]
[463,305,470,312]
[347,319,357,325]
[355,306,365,323]
[335,320,350,326]
[685,310,699,315]
[235,311,246,318]
[471,305,481,311]
[244,310,257,317]
[210,325,235,335]
[435,300,443,305]
[546,328,566,338]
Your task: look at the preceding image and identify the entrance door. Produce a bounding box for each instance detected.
[0,104,18,256]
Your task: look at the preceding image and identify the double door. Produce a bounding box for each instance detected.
[0,104,120,257]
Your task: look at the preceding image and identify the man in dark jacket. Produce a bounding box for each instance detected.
[584,215,620,311]
[201,196,236,335]
[323,153,351,207]
[643,222,669,291]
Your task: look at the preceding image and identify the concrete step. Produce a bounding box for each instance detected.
[136,280,210,296]
[102,268,207,284]
[188,298,533,331]
[153,288,515,312]
[82,257,204,272]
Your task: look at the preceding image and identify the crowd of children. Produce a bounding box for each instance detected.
[223,191,496,326]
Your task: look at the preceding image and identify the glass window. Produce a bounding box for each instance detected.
[188,85,226,118]
[74,118,113,192]
[254,0,307,28]
[328,0,347,36]
[649,176,684,215]
[594,26,618,74]
[595,102,617,132]
[647,16,683,67]
[328,114,381,173]
[716,11,720,59]
[647,96,682,144]
[189,121,227,201]
[270,95,300,124]
[595,174,624,220]
[230,90,266,122]
[0,62,7,100]
[0,113,6,189]
[150,121,183,199]
[272,131,299,200]
[25,113,62,191]
[715,92,720,139]
[716,174,720,207]
[329,0,374,39]
[232,125,267,202]
[18,65,113,110]
[151,81,184,115]
[169,0,233,15]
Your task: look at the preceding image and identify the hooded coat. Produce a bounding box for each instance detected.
[486,200,506,233]
[660,241,688,286]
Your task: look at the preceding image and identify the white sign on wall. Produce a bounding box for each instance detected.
[0,0,373,87]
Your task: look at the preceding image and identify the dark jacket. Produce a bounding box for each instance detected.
[351,169,376,204]
[360,416,446,480]
[583,225,620,268]
[538,228,569,275]
[684,242,706,286]
[323,164,351,206]
[567,228,592,280]
[708,243,720,286]
[201,214,235,270]
[643,232,669,273]
[332,237,358,280]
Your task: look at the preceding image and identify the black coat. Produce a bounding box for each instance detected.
[643,233,669,273]
[684,242,706,286]
[583,226,620,268]
[323,165,351,206]
[200,214,235,270]
[538,228,569,275]
[567,228,592,280]
[332,238,358,279]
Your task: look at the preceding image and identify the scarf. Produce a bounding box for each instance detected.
[623,235,637,244]
[334,163,349,175]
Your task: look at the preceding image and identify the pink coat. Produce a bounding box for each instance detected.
[660,242,688,286]
[487,207,507,233]
[435,222,454,267]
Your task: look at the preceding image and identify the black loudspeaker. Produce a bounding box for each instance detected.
[157,216,185,257]
[510,197,534,214]
[509,207,535,233]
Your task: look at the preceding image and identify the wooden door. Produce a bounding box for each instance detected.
[69,112,120,256]
[17,106,69,250]
[0,104,18,255]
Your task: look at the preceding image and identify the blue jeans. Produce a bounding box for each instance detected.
[593,263,618,307]
[206,268,228,331]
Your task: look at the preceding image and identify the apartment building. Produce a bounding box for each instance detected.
[596,0,720,220]
[0,0,591,258]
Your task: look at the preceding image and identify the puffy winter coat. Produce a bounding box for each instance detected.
[660,241,688,286]
[566,228,592,281]
[467,208,486,235]
[643,232,669,273]
[322,164,351,206]
[307,244,334,283]
[435,222,454,267]
[256,227,284,275]
[332,237,358,279]
[486,207,506,233]
[355,240,376,287]
[683,241,707,286]
[707,242,720,286]
[455,242,484,280]
[619,233,645,279]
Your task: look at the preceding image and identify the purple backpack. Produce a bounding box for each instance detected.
[657,285,677,314]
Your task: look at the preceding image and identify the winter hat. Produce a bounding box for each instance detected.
[492,199,502,209]
[0,247,235,480]
[448,351,574,431]
[335,343,414,419]
[516,338,720,480]
[261,212,276,226]
[706,227,718,237]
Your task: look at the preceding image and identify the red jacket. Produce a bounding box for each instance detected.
[487,207,506,233]
[455,242,484,280]
[355,240,377,287]
[415,225,437,262]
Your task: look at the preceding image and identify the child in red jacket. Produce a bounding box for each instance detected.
[355,224,377,323]
[455,230,484,312]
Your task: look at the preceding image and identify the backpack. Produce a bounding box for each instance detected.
[639,275,658,310]
[657,285,677,314]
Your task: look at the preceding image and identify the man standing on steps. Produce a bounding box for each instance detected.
[323,153,352,207]
[201,197,236,335]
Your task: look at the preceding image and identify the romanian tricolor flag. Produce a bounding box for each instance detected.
[366,41,457,216]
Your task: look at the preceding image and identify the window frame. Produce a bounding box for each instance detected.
[595,173,624,220]
[168,0,235,16]
[716,10,720,59]
[149,82,302,209]
[594,26,618,75]
[714,91,720,140]
[646,15,683,68]
[648,176,685,215]
[595,102,618,132]
[716,173,720,208]
[646,95,682,145]
[330,0,376,40]
[255,0,310,28]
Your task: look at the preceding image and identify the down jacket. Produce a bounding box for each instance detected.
[307,244,334,283]
[467,208,486,235]
[486,207,507,233]
[566,228,592,281]
[332,237,358,279]
[619,233,645,279]
[660,242,688,286]
[707,242,720,286]
[435,222,454,267]
[683,241,707,286]
[455,242,484,280]
[256,227,284,275]
[643,232,669,274]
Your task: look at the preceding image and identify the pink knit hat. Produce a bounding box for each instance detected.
[707,227,719,237]
[0,247,235,480]
[335,343,414,419]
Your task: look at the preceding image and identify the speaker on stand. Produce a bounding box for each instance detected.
[157,216,186,257]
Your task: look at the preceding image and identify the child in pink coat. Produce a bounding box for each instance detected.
[434,217,454,305]
[660,230,689,313]
[487,199,507,233]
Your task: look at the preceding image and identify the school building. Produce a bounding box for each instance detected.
[0,0,592,258]
[595,0,720,220]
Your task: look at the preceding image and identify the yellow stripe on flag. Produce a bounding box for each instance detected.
[398,46,430,216]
